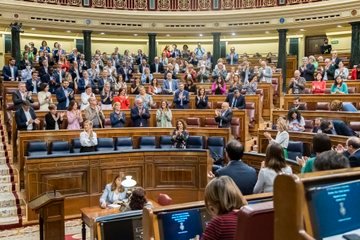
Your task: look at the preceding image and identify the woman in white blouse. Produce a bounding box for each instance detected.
[80,120,97,152]
[80,85,95,110]
[253,143,293,193]
[286,108,305,132]
[264,117,289,158]
[334,61,349,80]
[38,83,52,111]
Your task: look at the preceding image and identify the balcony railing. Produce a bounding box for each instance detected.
[23,0,324,10]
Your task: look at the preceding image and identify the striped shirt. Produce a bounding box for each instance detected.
[202,210,239,240]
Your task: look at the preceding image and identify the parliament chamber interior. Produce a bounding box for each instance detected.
[0,0,360,239]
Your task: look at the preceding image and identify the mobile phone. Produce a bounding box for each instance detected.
[343,233,360,240]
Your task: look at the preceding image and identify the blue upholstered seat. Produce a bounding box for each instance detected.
[186,136,204,149]
[115,137,133,151]
[27,141,48,157]
[72,138,81,153]
[51,141,70,155]
[139,136,156,149]
[159,136,172,149]
[97,138,115,152]
[207,137,225,165]
[287,141,304,161]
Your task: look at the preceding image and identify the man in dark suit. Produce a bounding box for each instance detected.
[320,38,332,54]
[117,61,133,83]
[138,59,150,74]
[320,119,358,137]
[15,101,40,131]
[173,83,189,109]
[131,98,150,127]
[2,58,19,81]
[299,57,315,81]
[150,57,164,73]
[38,60,50,84]
[56,80,74,110]
[331,51,341,69]
[225,89,246,109]
[340,137,360,168]
[12,82,34,111]
[215,102,233,128]
[209,140,257,195]
[322,58,335,81]
[26,71,41,94]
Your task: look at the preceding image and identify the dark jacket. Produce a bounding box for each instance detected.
[110,112,126,128]
[225,93,246,109]
[299,63,315,81]
[15,107,37,130]
[56,87,74,110]
[173,90,190,109]
[2,65,19,81]
[215,109,233,128]
[131,106,150,127]
[150,62,164,73]
[215,160,257,195]
[195,96,208,109]
[12,90,34,111]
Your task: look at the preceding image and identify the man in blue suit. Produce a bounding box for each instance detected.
[56,80,74,110]
[320,120,358,137]
[173,83,189,109]
[225,89,246,109]
[2,58,19,81]
[163,72,178,94]
[26,71,41,94]
[338,137,360,168]
[209,140,257,195]
[226,47,239,65]
[131,98,150,127]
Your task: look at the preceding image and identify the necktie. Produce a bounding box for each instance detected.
[156,64,158,72]
[232,98,237,108]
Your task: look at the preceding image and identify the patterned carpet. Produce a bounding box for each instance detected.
[0,122,22,230]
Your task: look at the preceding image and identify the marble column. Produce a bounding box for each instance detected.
[83,30,92,66]
[10,22,22,64]
[148,33,157,65]
[350,21,360,68]
[212,32,221,68]
[277,29,288,93]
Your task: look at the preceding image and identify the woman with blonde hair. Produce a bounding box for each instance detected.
[100,174,127,208]
[264,117,289,158]
[156,100,172,127]
[202,176,247,240]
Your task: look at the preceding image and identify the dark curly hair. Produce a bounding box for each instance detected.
[129,187,147,210]
[287,108,302,122]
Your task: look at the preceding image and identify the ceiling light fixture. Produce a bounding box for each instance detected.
[300,29,305,31]
[134,33,138,36]
[199,33,203,37]
[100,32,105,35]
[231,32,236,36]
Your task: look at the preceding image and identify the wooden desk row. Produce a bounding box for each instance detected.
[12,110,247,164]
[283,94,360,110]
[257,129,349,156]
[24,149,212,222]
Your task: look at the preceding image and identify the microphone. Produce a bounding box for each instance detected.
[29,181,57,199]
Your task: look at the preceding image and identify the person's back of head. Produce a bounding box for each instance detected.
[129,187,147,210]
[313,133,332,154]
[320,120,333,134]
[225,140,244,161]
[330,100,343,111]
[265,143,286,173]
[204,176,247,216]
[314,150,350,171]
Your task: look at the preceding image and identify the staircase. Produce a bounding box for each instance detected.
[0,118,22,230]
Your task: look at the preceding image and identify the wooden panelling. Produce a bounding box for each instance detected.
[304,80,360,93]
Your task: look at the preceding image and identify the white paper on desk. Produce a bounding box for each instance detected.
[108,204,121,209]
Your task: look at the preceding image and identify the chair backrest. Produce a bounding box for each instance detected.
[115,137,133,151]
[186,136,204,149]
[245,102,255,123]
[186,117,201,128]
[97,138,115,152]
[287,141,304,161]
[316,102,330,111]
[231,118,240,139]
[304,120,314,132]
[297,102,307,110]
[139,136,156,149]
[304,88,311,94]
[235,201,274,240]
[27,141,48,156]
[72,138,82,153]
[159,136,173,149]
[207,137,225,164]
[348,87,356,93]
[204,118,218,127]
[104,118,112,128]
[349,121,360,131]
[50,141,70,155]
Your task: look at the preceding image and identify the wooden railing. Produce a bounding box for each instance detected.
[22,0,324,10]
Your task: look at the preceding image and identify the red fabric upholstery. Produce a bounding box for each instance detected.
[231,118,240,139]
[157,193,172,206]
[186,117,201,128]
[304,120,314,132]
[104,118,111,128]
[235,201,274,240]
[245,102,255,124]
[349,121,360,131]
[348,87,356,94]
[204,118,218,128]
[316,102,330,111]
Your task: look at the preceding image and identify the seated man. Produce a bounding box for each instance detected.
[12,82,34,111]
[288,70,306,94]
[163,72,178,94]
[225,89,245,109]
[15,101,40,131]
[208,140,257,195]
[173,83,189,109]
[215,102,233,128]
[336,137,360,168]
[320,119,358,137]
[84,97,105,128]
[131,98,150,127]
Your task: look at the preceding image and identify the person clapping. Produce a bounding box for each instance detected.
[45,104,64,130]
[80,120,97,153]
[156,100,172,127]
[171,119,189,149]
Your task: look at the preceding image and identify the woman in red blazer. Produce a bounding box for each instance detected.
[312,72,326,94]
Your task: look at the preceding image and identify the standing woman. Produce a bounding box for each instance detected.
[156,100,172,127]
[67,100,83,130]
[100,82,114,110]
[113,75,127,93]
[141,67,153,84]
[38,83,53,111]
[40,41,50,53]
[45,104,64,130]
[286,108,305,132]
[110,102,126,128]
[243,75,258,95]
[312,72,326,94]
[330,76,348,94]
[264,117,289,158]
[253,143,293,193]
[113,88,130,110]
[202,176,247,240]
[195,87,209,109]
[148,78,163,95]
[130,77,142,95]
[80,120,98,152]
[211,77,227,95]
[135,86,154,110]
[171,119,189,149]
